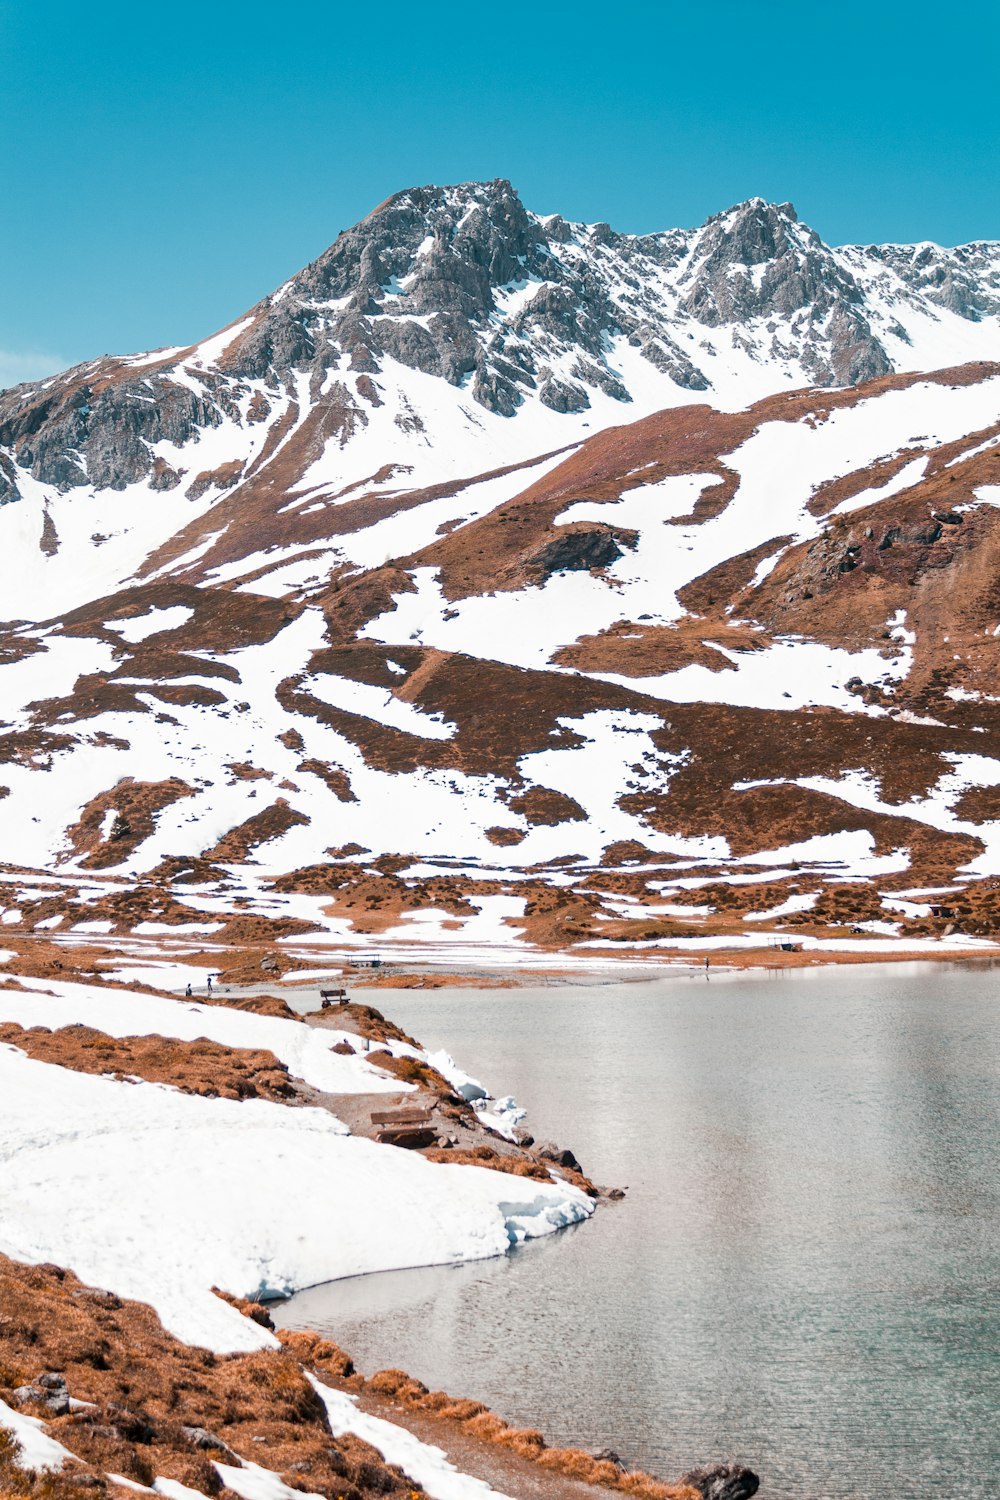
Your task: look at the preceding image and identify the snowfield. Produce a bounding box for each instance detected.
[0,1042,592,1352]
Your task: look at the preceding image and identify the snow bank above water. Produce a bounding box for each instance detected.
[0,1047,592,1352]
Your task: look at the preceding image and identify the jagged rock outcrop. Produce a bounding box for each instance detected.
[2,179,998,512]
[680,1462,760,1500]
[857,240,1000,320]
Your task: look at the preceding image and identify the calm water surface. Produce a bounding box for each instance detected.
[276,964,1000,1499]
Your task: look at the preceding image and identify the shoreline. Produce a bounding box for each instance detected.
[3,949,994,1497]
[0,966,722,1499]
[256,943,1000,1000]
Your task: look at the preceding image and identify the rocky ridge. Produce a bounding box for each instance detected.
[2,180,999,514]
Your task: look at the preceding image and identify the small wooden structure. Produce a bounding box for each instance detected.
[319,987,348,1008]
[370,1107,436,1149]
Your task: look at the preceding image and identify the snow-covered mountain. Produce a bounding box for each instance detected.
[3,180,1000,611]
[1,180,1000,968]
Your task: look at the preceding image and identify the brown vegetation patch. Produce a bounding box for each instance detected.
[226,762,272,782]
[59,581,294,659]
[806,447,927,518]
[633,696,991,841]
[211,912,315,946]
[0,1255,425,1500]
[504,786,586,824]
[309,1001,419,1046]
[321,567,420,645]
[272,863,477,935]
[555,618,767,677]
[297,759,358,801]
[65,778,194,870]
[676,538,795,618]
[0,1428,116,1500]
[201,991,299,1019]
[282,648,652,786]
[952,784,1000,824]
[203,799,309,863]
[421,1144,552,1182]
[783,882,886,929]
[364,1050,456,1095]
[485,827,525,847]
[738,438,1000,711]
[186,460,246,501]
[623,773,981,874]
[356,1368,698,1500]
[136,381,393,585]
[518,885,603,948]
[0,1023,298,1101]
[651,880,796,915]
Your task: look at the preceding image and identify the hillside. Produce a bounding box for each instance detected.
[1,180,1000,972]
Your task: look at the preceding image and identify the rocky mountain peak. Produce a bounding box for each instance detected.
[292,177,545,314]
[2,181,999,511]
[697,196,805,264]
[675,195,892,382]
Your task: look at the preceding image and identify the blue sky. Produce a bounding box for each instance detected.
[2,0,998,385]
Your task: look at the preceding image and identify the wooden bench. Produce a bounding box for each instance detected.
[319,988,348,1008]
[371,1109,433,1126]
[370,1107,436,1149]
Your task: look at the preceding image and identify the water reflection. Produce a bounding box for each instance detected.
[276,964,1000,1500]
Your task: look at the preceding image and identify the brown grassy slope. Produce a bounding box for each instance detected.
[735,433,1000,709]
[0,1024,298,1102]
[378,365,999,607]
[0,1257,424,1500]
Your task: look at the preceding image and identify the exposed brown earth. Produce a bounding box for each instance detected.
[65,779,194,870]
[202,800,310,863]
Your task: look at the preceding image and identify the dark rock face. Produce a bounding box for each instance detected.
[0,365,225,495]
[536,1139,583,1171]
[11,1371,71,1415]
[679,1461,760,1500]
[528,526,638,578]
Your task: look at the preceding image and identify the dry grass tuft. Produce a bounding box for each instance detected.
[0,1428,111,1499]
[422,1146,552,1183]
[365,1052,455,1095]
[363,1367,698,1500]
[278,1330,359,1386]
